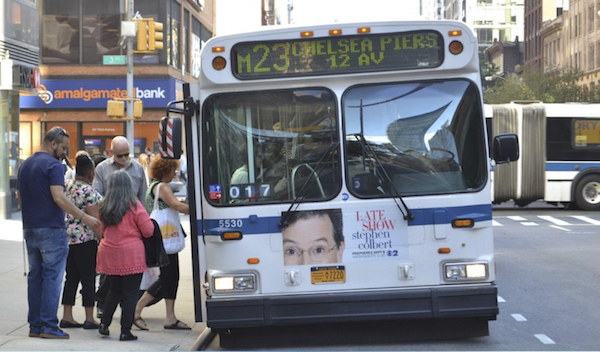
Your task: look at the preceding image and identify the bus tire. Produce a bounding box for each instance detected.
[575,174,600,211]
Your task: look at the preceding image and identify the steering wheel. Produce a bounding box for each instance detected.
[429,147,455,161]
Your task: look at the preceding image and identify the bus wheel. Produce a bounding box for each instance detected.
[575,175,600,210]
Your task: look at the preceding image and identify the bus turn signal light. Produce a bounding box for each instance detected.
[438,247,451,254]
[449,41,463,55]
[358,27,371,33]
[452,219,474,228]
[212,46,225,53]
[449,30,462,36]
[301,31,314,37]
[221,231,242,241]
[329,29,342,35]
[247,258,260,264]
[212,57,227,71]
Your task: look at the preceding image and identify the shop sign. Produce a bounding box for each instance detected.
[0,60,41,92]
[20,78,177,109]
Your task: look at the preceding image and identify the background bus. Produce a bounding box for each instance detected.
[163,20,517,347]
[486,102,600,210]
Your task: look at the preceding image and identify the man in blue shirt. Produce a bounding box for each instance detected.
[17,127,101,339]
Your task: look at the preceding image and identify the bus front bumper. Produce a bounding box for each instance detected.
[206,285,498,328]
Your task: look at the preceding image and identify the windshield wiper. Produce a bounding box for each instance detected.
[353,133,413,221]
[353,98,413,221]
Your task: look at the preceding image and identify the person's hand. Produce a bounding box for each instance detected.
[82,214,101,235]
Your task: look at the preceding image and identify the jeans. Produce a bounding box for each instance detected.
[24,227,69,330]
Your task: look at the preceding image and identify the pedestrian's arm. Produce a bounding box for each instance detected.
[92,171,105,196]
[50,185,101,234]
[158,183,189,214]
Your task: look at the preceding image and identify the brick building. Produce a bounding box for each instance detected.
[20,0,214,165]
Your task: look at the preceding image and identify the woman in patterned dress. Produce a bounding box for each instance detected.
[60,154,102,329]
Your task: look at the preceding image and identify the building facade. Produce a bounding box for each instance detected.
[444,0,525,58]
[1,0,41,218]
[20,0,214,177]
[539,0,600,91]
[523,0,558,68]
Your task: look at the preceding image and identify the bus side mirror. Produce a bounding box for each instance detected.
[159,116,182,159]
[492,133,519,164]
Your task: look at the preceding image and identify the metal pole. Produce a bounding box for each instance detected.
[126,0,135,152]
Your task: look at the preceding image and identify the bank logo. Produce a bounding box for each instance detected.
[37,84,53,104]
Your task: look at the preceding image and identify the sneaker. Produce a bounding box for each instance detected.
[28,326,41,338]
[40,327,70,339]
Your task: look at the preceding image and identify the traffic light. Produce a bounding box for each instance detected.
[136,19,148,52]
[148,19,164,51]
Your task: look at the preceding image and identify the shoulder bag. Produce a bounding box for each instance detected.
[150,182,185,254]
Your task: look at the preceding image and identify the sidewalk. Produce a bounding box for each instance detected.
[0,211,206,351]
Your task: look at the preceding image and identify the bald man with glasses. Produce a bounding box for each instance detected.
[92,136,147,318]
[93,136,147,201]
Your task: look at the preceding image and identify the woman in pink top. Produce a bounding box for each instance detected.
[96,170,153,341]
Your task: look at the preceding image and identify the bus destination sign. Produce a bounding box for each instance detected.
[232,30,444,80]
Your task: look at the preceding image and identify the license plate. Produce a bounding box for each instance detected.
[311,265,346,284]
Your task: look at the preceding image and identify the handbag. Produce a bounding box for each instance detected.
[140,267,160,290]
[150,182,185,254]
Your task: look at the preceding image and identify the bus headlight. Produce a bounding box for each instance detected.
[213,273,257,293]
[444,262,488,281]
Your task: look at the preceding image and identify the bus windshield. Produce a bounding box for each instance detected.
[344,79,487,197]
[203,89,341,205]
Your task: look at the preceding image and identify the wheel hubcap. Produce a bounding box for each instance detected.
[583,182,600,204]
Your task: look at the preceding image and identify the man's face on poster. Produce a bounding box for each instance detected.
[282,215,344,266]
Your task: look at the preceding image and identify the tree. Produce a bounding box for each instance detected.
[483,64,589,103]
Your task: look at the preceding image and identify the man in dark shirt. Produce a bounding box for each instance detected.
[17,127,101,339]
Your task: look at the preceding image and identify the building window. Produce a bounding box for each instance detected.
[476,28,493,44]
[588,44,594,71]
[183,9,189,73]
[6,0,39,47]
[42,0,121,65]
[191,17,201,78]
[168,0,181,69]
[596,42,600,69]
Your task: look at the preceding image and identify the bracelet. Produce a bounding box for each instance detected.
[79,211,85,221]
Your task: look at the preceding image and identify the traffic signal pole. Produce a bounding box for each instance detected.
[126,0,135,153]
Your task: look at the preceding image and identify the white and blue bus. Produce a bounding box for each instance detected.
[486,102,600,210]
[161,20,517,346]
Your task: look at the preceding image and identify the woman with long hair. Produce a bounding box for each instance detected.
[96,170,154,341]
[133,155,191,331]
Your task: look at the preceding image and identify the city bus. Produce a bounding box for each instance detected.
[160,20,518,346]
[486,102,600,210]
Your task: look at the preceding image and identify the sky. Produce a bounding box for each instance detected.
[277,0,421,25]
[216,0,422,36]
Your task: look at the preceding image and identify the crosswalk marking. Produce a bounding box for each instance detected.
[492,220,502,227]
[511,314,527,321]
[538,215,571,226]
[507,216,527,221]
[521,222,538,226]
[570,215,600,225]
[550,225,571,232]
[534,334,556,344]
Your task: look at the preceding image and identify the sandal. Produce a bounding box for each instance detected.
[164,320,191,330]
[133,317,149,331]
